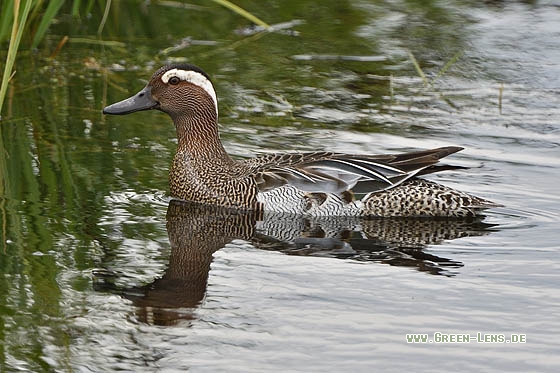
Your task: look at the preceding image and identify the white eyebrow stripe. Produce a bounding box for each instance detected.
[161,68,218,116]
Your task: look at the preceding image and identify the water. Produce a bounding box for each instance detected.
[1,0,559,371]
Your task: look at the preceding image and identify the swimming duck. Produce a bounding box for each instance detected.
[103,64,501,217]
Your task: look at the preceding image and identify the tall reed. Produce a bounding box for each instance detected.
[210,0,270,29]
[0,0,32,117]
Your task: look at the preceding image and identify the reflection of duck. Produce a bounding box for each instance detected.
[94,201,258,326]
[256,213,497,276]
[94,200,497,325]
[103,64,501,217]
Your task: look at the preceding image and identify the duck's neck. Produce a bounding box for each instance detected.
[172,112,232,163]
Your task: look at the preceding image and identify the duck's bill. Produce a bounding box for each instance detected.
[103,86,159,115]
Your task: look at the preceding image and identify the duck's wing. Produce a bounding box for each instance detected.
[244,146,464,195]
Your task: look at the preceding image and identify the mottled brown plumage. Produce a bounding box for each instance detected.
[103,64,502,217]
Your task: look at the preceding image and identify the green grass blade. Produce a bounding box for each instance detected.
[69,37,125,47]
[498,82,504,114]
[85,0,96,15]
[0,0,34,117]
[97,0,112,35]
[0,1,15,43]
[210,0,270,29]
[72,0,82,17]
[31,0,64,48]
[432,50,462,84]
[407,50,428,87]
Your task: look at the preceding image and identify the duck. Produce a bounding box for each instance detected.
[103,63,501,218]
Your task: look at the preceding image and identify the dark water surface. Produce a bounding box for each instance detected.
[1,1,559,371]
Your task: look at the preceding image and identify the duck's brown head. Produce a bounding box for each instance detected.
[103,64,218,122]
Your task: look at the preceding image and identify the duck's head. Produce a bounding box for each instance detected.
[103,64,218,121]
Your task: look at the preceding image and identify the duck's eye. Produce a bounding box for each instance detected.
[168,76,180,85]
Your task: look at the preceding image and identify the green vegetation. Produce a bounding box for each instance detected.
[408,49,463,87]
[0,0,32,116]
[0,0,270,117]
[211,0,270,29]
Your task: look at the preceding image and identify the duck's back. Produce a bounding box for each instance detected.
[242,147,501,217]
